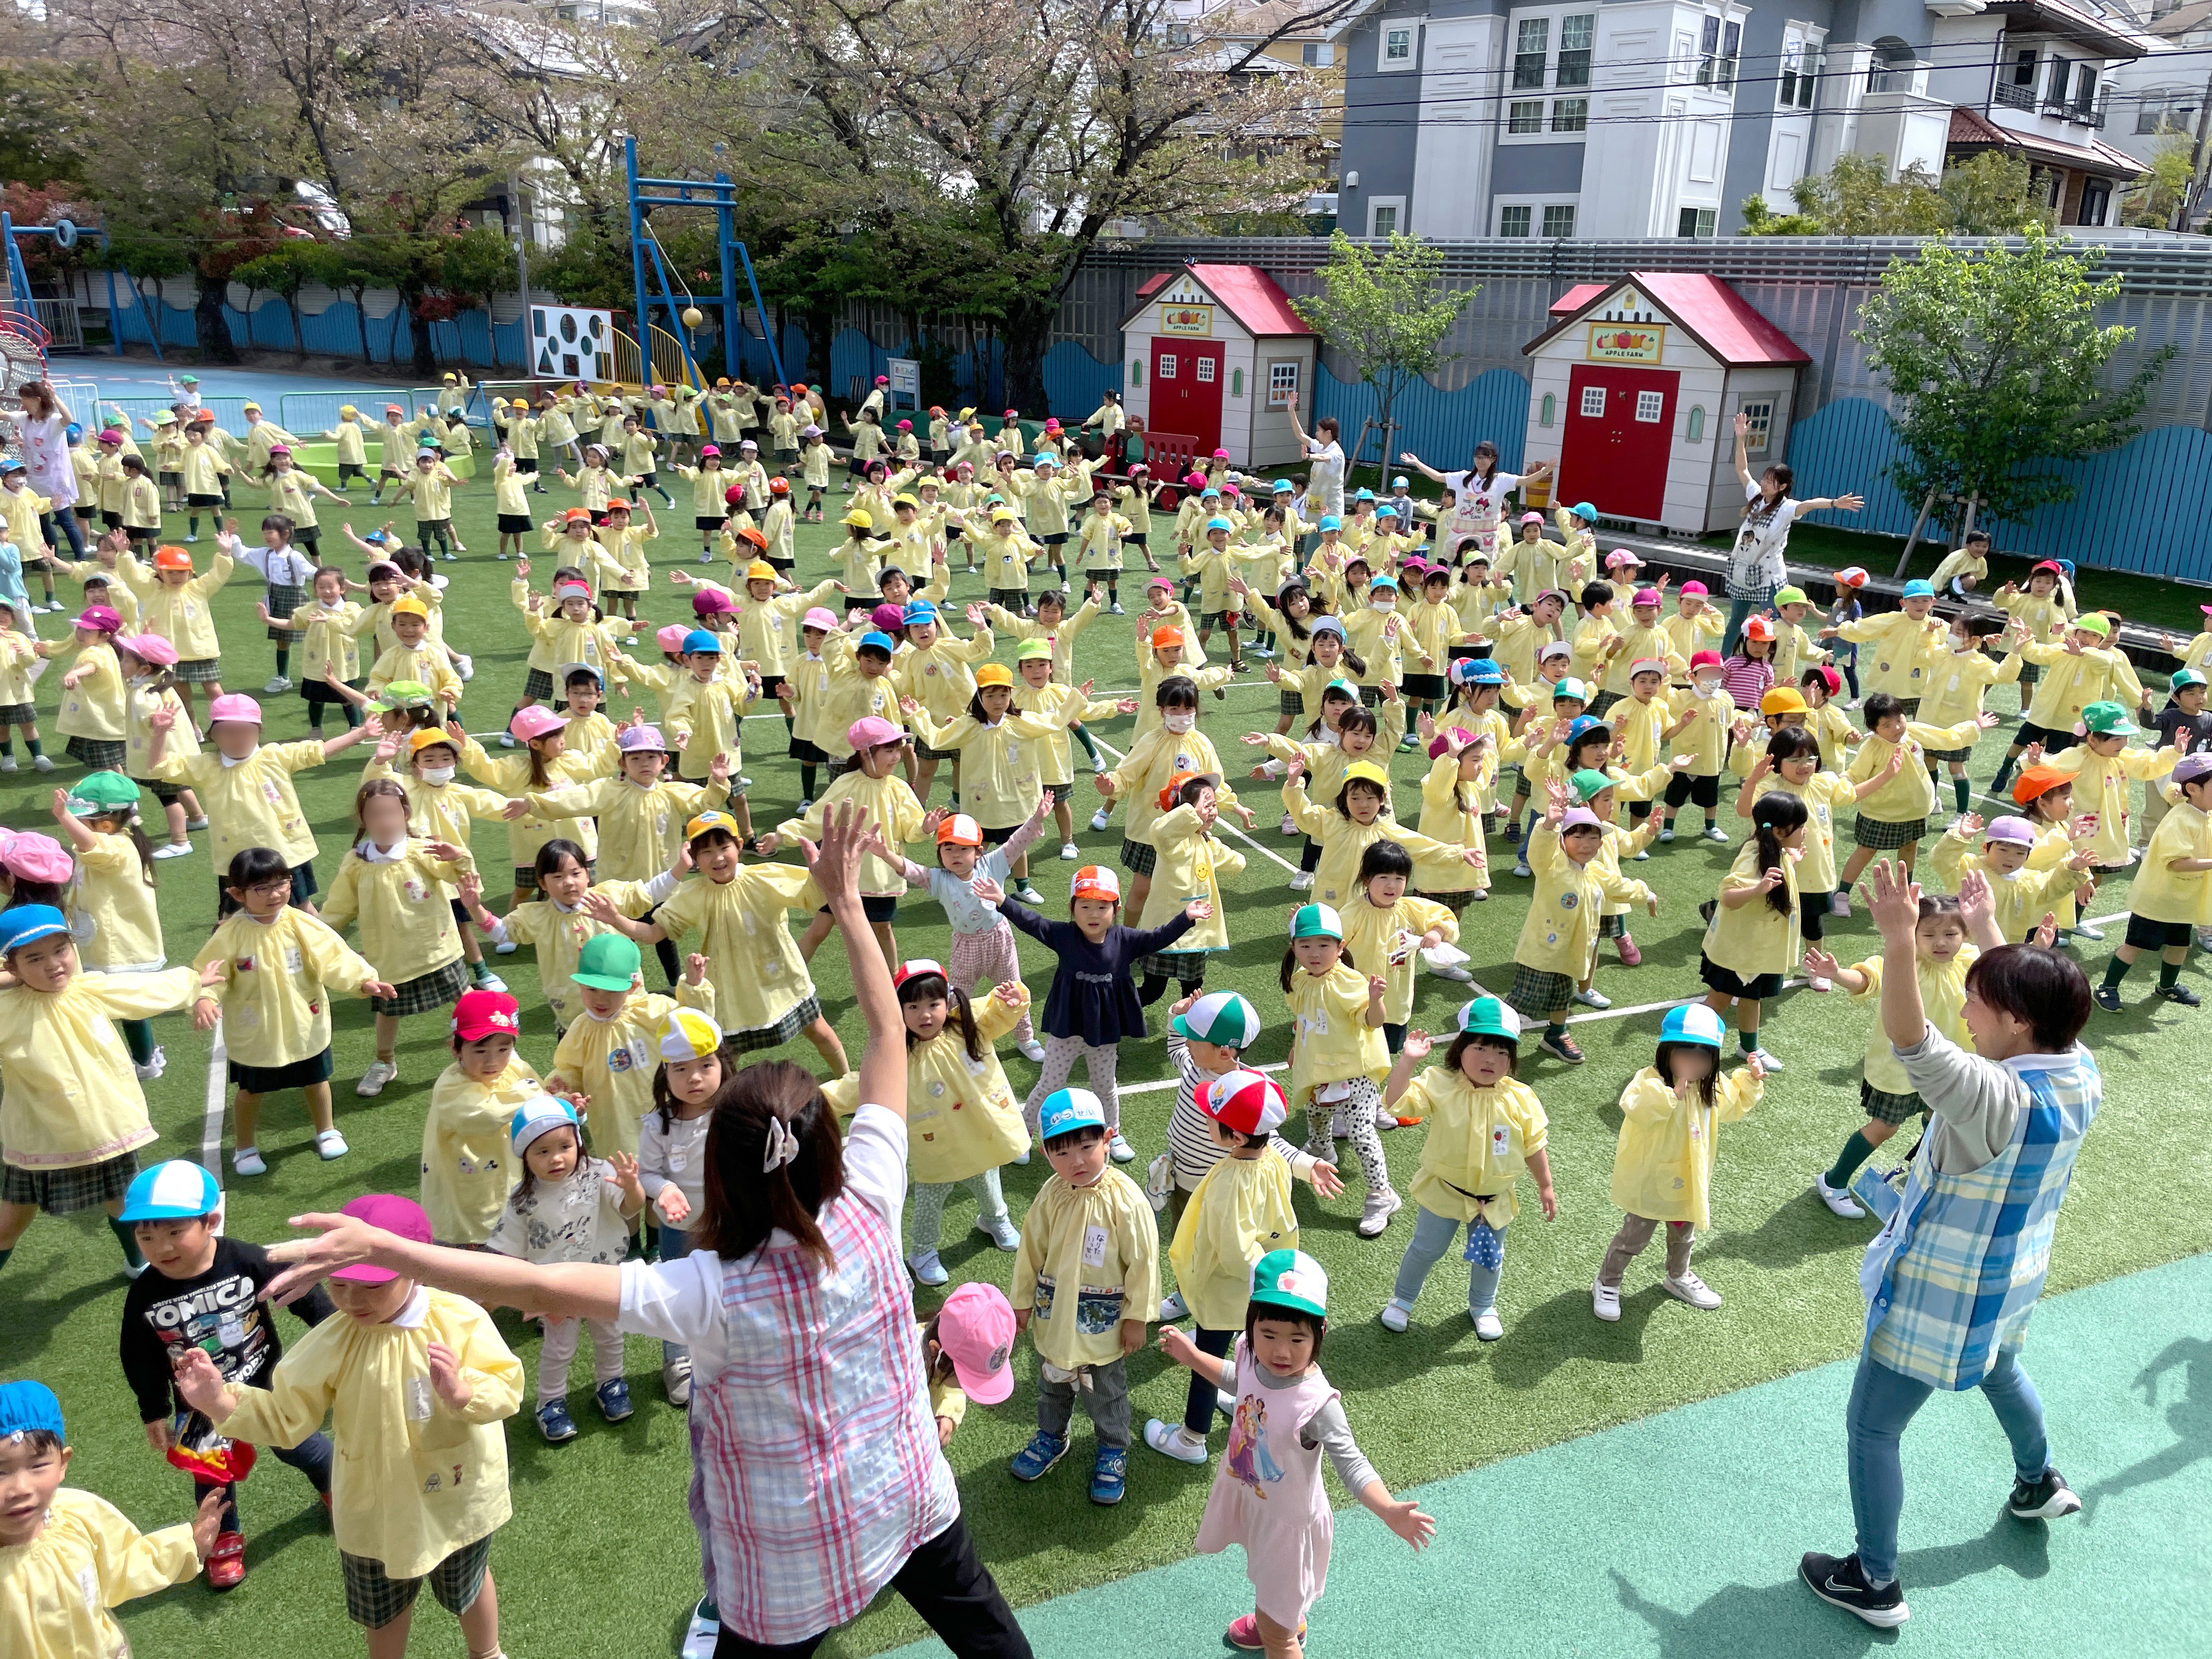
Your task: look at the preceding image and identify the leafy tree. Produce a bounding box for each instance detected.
[1938,150,2055,236]
[2124,134,2194,229]
[1289,230,1477,473]
[1854,224,2172,527]
[1737,193,1824,236]
[232,242,321,358]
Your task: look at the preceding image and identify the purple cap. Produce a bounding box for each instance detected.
[1560,807,1604,833]
[871,602,907,632]
[328,1194,432,1284]
[616,724,668,754]
[2173,753,2212,786]
[1983,815,2040,846]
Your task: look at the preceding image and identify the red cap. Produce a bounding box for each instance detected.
[328,1194,432,1284]
[452,988,521,1043]
[1689,650,1723,671]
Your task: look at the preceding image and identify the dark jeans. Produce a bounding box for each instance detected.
[199,1429,334,1534]
[1722,594,1761,657]
[712,1514,1031,1659]
[1182,1325,1234,1435]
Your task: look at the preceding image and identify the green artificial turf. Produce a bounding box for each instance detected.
[4,454,2206,1658]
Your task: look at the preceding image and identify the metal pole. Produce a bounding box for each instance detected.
[735,241,787,390]
[625,137,651,388]
[1891,486,1938,579]
[511,173,530,375]
[1956,493,1979,549]
[716,170,740,381]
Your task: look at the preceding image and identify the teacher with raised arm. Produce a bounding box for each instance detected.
[1398,439,1550,567]
[1800,862,2097,1631]
[261,806,1035,1659]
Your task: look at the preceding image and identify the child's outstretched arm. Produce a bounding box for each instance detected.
[1157,1322,1235,1390]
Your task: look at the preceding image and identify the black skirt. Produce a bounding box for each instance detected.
[230,1047,336,1094]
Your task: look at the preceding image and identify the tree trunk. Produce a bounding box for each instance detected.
[801,306,832,396]
[288,286,307,360]
[1001,294,1052,412]
[349,287,374,366]
[397,276,437,378]
[193,269,239,364]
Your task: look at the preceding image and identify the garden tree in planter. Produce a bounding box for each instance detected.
[1742,150,2052,238]
[1289,230,1478,477]
[232,242,323,360]
[83,230,190,347]
[431,224,518,370]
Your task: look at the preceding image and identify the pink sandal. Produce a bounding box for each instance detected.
[1617,933,1642,967]
[1227,1613,1307,1651]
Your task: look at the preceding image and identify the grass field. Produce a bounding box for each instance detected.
[8,461,2209,1658]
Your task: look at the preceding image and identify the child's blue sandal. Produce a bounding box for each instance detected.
[1088,1444,1128,1505]
[1009,1431,1068,1481]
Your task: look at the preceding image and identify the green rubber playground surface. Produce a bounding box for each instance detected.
[0,425,2205,1657]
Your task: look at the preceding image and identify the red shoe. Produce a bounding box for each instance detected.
[1227,1613,1306,1650]
[1617,933,1642,967]
[206,1531,246,1590]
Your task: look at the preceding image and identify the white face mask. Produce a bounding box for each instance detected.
[1372,596,1396,612]
[1163,711,1197,733]
[1694,679,1724,699]
[418,765,455,786]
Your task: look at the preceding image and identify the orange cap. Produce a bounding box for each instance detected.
[934,812,983,847]
[151,545,193,572]
[1149,625,1184,652]
[2012,766,2070,806]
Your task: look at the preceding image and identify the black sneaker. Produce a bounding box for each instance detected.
[1538,1031,1585,1065]
[2008,1467,2083,1520]
[2092,985,2123,1013]
[1799,1551,1909,1628]
[2155,982,2203,1007]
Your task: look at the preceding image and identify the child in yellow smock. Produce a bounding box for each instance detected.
[2091,751,2212,1012]
[545,934,717,1160]
[1282,901,1399,1238]
[522,723,731,883]
[1511,800,1658,1067]
[417,988,540,1245]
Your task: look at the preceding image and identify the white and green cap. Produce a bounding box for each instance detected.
[1249,1248,1328,1318]
[1289,902,1342,940]
[1456,997,1521,1041]
[1171,990,1262,1049]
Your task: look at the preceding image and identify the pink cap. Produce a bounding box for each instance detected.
[554,580,591,600]
[1679,580,1708,596]
[328,1194,432,1284]
[1606,548,1644,568]
[656,623,692,653]
[691,589,734,617]
[96,427,123,444]
[1211,447,1229,459]
[1631,588,1660,607]
[510,706,566,742]
[935,1282,1017,1405]
[870,603,906,632]
[74,605,121,633]
[847,714,907,751]
[1520,510,1544,524]
[117,632,178,668]
[450,988,521,1042]
[875,374,889,385]
[802,607,839,631]
[698,444,720,458]
[2,832,74,885]
[207,693,263,724]
[1183,472,1207,489]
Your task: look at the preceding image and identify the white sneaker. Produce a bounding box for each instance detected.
[355,1059,398,1097]
[441,550,458,562]
[1058,842,1079,860]
[455,654,474,682]
[698,550,715,563]
[1429,961,1475,982]
[1,755,17,772]
[1592,1277,1621,1322]
[1108,1132,1136,1163]
[1472,1308,1505,1340]
[1810,974,1833,992]
[795,798,811,816]
[1356,1188,1402,1238]
[1831,892,1852,918]
[1745,1047,1780,1071]
[1016,1039,1046,1062]
[31,755,52,772]
[1089,806,1112,832]
[134,1046,166,1082]
[1702,824,1729,843]
[974,1213,1021,1251]
[152,839,195,861]
[314,1129,349,1160]
[1143,1418,1209,1464]
[233,1147,267,1177]
[1158,1290,1188,1322]
[500,733,518,748]
[1377,1299,1412,1333]
[681,1598,719,1659]
[184,816,208,831]
[1814,1173,1865,1218]
[1512,859,1533,878]
[906,1249,949,1286]
[494,939,517,955]
[1288,870,1314,891]
[663,1355,693,1408]
[1280,811,1299,836]
[1662,1272,1722,1310]
[2071,921,2104,942]
[261,676,292,695]
[1573,987,1611,1009]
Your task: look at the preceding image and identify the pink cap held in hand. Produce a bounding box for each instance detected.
[328,1194,433,1284]
[935,1282,1017,1404]
[510,706,566,743]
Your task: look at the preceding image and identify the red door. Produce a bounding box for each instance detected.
[1149,337,1223,454]
[1562,366,1678,522]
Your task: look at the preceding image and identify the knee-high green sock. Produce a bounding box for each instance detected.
[0,1246,10,1272]
[120,1019,154,1066]
[1073,723,1102,765]
[25,736,42,757]
[1953,777,1971,814]
[108,1216,146,1271]
[274,646,290,679]
[1826,1130,1878,1189]
[2103,955,2133,990]
[1738,1017,1761,1055]
[2158,956,2184,990]
[343,702,363,729]
[187,514,200,538]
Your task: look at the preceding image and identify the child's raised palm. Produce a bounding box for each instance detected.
[424,1341,472,1410]
[1401,1028,1434,1060]
[1803,945,1840,983]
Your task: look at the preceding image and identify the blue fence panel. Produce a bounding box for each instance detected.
[1780,398,1923,539]
[1313,363,1532,473]
[1043,340,1119,416]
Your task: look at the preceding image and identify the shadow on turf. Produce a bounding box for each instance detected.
[3,1249,124,1361]
[1610,1511,2051,1655]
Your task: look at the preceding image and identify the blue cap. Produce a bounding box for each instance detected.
[1270,478,1294,493]
[65,423,80,441]
[0,905,71,955]
[1205,515,1235,532]
[1370,575,1398,590]
[1201,486,1221,498]
[902,600,938,625]
[1566,714,1605,743]
[1038,1087,1107,1141]
[1308,615,1345,639]
[1354,488,1375,501]
[1660,1003,1727,1047]
[509,1093,582,1153]
[1318,515,1341,531]
[0,1379,64,1441]
[1031,452,1058,467]
[120,1159,222,1222]
[682,628,723,654]
[2056,558,2076,580]
[1901,579,1935,599]
[1571,501,1598,521]
[1454,657,1509,686]
[858,630,898,654]
[1375,505,1398,520]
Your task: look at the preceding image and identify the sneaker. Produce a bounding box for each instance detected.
[314,1129,349,1160]
[1009,1430,1069,1481]
[151,840,194,860]
[1799,1551,1908,1628]
[681,1598,720,1659]
[1249,645,1273,660]
[0,756,13,772]
[441,550,458,562]
[184,816,208,831]
[1810,975,1833,992]
[1142,1418,1209,1464]
[1088,806,1112,832]
[1159,1290,1189,1322]
[1813,1173,1865,1218]
[907,1249,949,1285]
[1011,1146,1031,1165]
[1831,891,1852,917]
[1538,1031,1585,1064]
[2092,985,2123,1013]
[2007,1467,2082,1521]
[698,549,715,563]
[1631,849,1649,861]
[2157,981,2202,1006]
[662,1354,693,1407]
[1377,1298,1413,1333]
[1089,1444,1129,1505]
[1108,1131,1136,1164]
[1280,811,1299,836]
[1702,823,1728,843]
[1472,1308,1504,1340]
[1107,602,1126,616]
[205,1531,246,1590]
[1591,1277,1621,1322]
[184,533,199,544]
[1227,1613,1306,1651]
[1356,1188,1402,1238]
[1657,826,1677,844]
[500,733,518,748]
[1662,1271,1722,1310]
[494,939,517,955]
[1011,883,1044,906]
[1511,859,1533,878]
[1843,698,1861,710]
[595,1378,634,1422]
[261,676,292,695]
[233,1146,267,1177]
[1573,987,1611,1009]
[538,1399,579,1443]
[455,654,474,682]
[1016,1039,1046,1062]
[795,798,812,816]
[1617,934,1641,966]
[1743,1047,1781,1072]
[975,1213,1020,1251]
[134,1046,167,1082]
[1058,842,1079,860]
[470,964,509,992]
[2072,920,2104,941]
[30,754,52,773]
[354,1059,398,1097]
[1288,870,1314,891]
[1427,960,1474,983]
[1090,755,1108,775]
[1470,888,1488,901]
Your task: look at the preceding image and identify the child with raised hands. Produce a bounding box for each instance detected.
[1509,782,1659,1067]
[1654,650,1734,845]
[900,664,1087,904]
[1008,1086,1160,1506]
[1340,839,1460,1053]
[1375,997,1552,1338]
[1736,728,1904,965]
[1134,769,1247,1008]
[1161,1248,1435,1656]
[46,775,168,1075]
[2032,699,2180,874]
[420,988,542,1247]
[1281,753,1484,912]
[192,847,395,1177]
[1696,789,1806,1073]
[543,933,718,1168]
[764,713,926,967]
[1929,812,2094,944]
[2091,748,2212,1013]
[1592,1002,1762,1321]
[119,532,233,724]
[490,1096,646,1441]
[1835,695,1999,893]
[1280,901,1400,1238]
[518,721,733,887]
[1093,674,1252,924]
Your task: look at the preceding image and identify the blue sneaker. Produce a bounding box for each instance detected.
[538,1398,578,1443]
[1009,1431,1068,1481]
[1089,1444,1128,1505]
[595,1378,634,1423]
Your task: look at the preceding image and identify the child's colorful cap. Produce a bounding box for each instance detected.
[1250,1248,1328,1318]
[1679,580,1708,596]
[1203,1069,1288,1137]
[1560,806,1605,833]
[1318,514,1341,531]
[1772,585,1810,606]
[1156,768,1220,810]
[1038,1086,1106,1142]
[1322,676,1359,699]
[857,630,898,656]
[1172,990,1262,1049]
[364,680,434,713]
[1900,579,1936,599]
[989,505,1016,523]
[152,544,193,572]
[935,1281,1017,1405]
[329,1194,432,1284]
[1149,625,1185,652]
[1071,865,1121,903]
[1741,615,1775,642]
[1289,901,1342,940]
[842,509,873,529]
[686,810,742,843]
[891,493,919,510]
[562,506,592,524]
[693,589,736,617]
[1014,638,1054,662]
[1759,687,1809,716]
[0,904,68,955]
[847,714,908,751]
[1835,566,1869,588]
[206,692,262,725]
[901,600,939,625]
[1517,510,1545,526]
[509,1094,581,1155]
[1631,587,1661,607]
[1374,506,1398,521]
[974,663,1013,690]
[120,1158,222,1222]
[2011,764,2068,805]
[2079,700,2136,736]
[572,932,642,992]
[1983,814,2041,847]
[1369,575,1399,591]
[1564,714,1606,745]
[744,561,778,583]
[510,706,566,742]
[407,727,459,757]
[118,632,178,668]
[2176,669,2209,692]
[74,605,122,633]
[2032,560,2066,578]
[2175,753,2212,786]
[801,607,839,632]
[1804,664,1842,695]
[1688,651,1723,672]
[2073,613,2111,638]
[1659,1002,1726,1047]
[452,988,520,1042]
[1457,996,1521,1041]
[659,1007,725,1062]
[1340,760,1390,793]
[1551,676,1588,702]
[96,426,123,444]
[935,812,983,847]
[1570,500,1598,521]
[1460,657,1509,686]
[1606,548,1645,568]
[1356,487,1376,501]
[682,628,724,655]
[1629,656,1668,679]
[1568,767,1613,804]
[64,772,140,817]
[0,833,67,887]
[1427,725,1476,760]
[0,1378,64,1440]
[1307,616,1345,640]
[389,595,429,619]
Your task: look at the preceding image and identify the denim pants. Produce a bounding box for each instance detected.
[1846,1346,2050,1583]
[1722,594,1761,657]
[1390,1205,1504,1318]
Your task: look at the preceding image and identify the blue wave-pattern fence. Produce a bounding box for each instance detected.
[1313,363,1533,473]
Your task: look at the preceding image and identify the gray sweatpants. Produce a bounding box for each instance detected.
[1038,1357,1131,1449]
[1021,1035,1121,1133]
[909,1168,1009,1252]
[537,1314,624,1406]
[1598,1213,1695,1286]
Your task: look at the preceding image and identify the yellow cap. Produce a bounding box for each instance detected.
[390,595,430,619]
[338,404,357,416]
[408,727,458,755]
[1341,760,1390,790]
[685,810,742,843]
[974,663,1014,689]
[842,509,873,530]
[744,560,777,582]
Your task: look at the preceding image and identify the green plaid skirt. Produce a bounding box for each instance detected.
[66,736,127,771]
[1853,814,1926,851]
[174,657,223,684]
[1279,687,1307,718]
[728,994,823,1053]
[1588,690,1624,718]
[1862,1079,1929,1126]
[1,1149,139,1215]
[341,1537,494,1630]
[1119,837,1158,876]
[1923,744,1971,763]
[1504,962,1576,1023]
[1138,949,1211,981]
[368,956,469,1018]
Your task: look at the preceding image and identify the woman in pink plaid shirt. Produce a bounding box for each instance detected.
[258,805,1034,1659]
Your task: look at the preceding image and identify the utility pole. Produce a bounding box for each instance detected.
[2182,69,2212,230]
[511,173,530,307]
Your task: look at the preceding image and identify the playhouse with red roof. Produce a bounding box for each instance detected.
[1120,262,1318,469]
[1521,272,1811,536]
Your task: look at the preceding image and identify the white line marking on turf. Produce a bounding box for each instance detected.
[200,1014,228,1176]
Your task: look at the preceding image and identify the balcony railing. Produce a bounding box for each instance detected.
[1993,81,2034,110]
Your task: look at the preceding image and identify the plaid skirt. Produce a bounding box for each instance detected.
[521,666,556,702]
[1598,911,1627,938]
[174,657,223,684]
[2,1149,139,1215]
[2017,660,2042,686]
[0,701,35,725]
[727,994,823,1053]
[66,736,127,771]
[1897,698,1921,719]
[266,582,303,642]
[1504,963,1576,1022]
[369,956,469,1018]
[1119,837,1158,876]
[1358,686,1383,708]
[1279,687,1307,718]
[1861,1079,1928,1126]
[1853,814,1926,851]
[1922,744,1971,763]
[1588,689,1624,718]
[1138,949,1212,980]
[341,1537,494,1630]
[915,739,960,763]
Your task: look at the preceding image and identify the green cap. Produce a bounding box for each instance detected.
[2174,669,2207,693]
[65,772,141,815]
[366,679,436,712]
[1249,1248,1328,1318]
[1568,767,1614,804]
[1456,996,1521,1041]
[1170,990,1262,1048]
[1289,902,1342,940]
[1323,677,1359,699]
[1014,638,1054,662]
[1771,585,1809,607]
[2073,613,2111,639]
[571,932,643,991]
[2080,700,2137,737]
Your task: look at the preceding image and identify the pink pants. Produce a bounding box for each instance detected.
[949,921,1033,1045]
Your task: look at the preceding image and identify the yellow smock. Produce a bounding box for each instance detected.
[0,1489,199,1659]
[1929,828,2090,940]
[120,546,232,660]
[908,707,1071,828]
[1397,1069,1548,1227]
[1012,1166,1161,1368]
[1609,1063,1762,1227]
[1285,960,1387,1102]
[1759,769,1857,894]
[1846,947,1978,1094]
[825,988,1033,1186]
[1168,1149,1299,1332]
[55,640,126,742]
[121,679,196,792]
[2041,741,2176,866]
[420,1056,543,1245]
[2126,799,2212,924]
[527,775,730,883]
[0,968,196,1171]
[1847,719,1984,823]
[69,832,163,973]
[1342,893,1459,1023]
[2018,640,2145,733]
[1515,823,1654,977]
[652,864,823,1033]
[1133,805,1245,952]
[893,632,996,724]
[278,600,367,686]
[1701,838,1800,980]
[550,980,719,1158]
[191,908,379,1068]
[1835,610,1945,701]
[1916,646,2021,731]
[774,770,924,896]
[1014,684,1120,788]
[319,842,471,984]
[155,740,335,869]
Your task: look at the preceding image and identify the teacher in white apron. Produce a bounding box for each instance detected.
[1400,440,1550,570]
